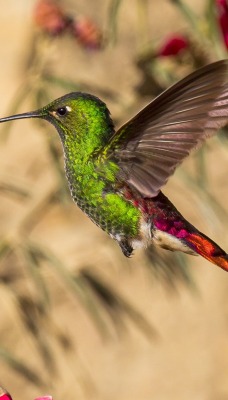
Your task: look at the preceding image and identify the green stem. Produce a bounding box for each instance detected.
[107,0,123,45]
[170,0,200,31]
[206,0,227,58]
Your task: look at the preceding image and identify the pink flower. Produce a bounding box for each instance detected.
[0,386,52,400]
[34,0,68,36]
[70,17,103,50]
[216,0,228,49]
[34,397,53,400]
[0,387,12,400]
[157,35,189,57]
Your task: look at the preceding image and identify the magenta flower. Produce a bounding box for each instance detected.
[0,387,12,400]
[0,389,12,400]
[34,397,52,400]
[216,0,228,49]
[0,386,52,400]
[156,35,189,57]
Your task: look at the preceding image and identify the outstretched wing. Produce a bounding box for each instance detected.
[107,60,228,198]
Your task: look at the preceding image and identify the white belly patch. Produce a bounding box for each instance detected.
[152,229,196,255]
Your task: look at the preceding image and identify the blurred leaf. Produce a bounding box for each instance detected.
[0,181,30,200]
[178,168,228,227]
[43,74,83,92]
[78,269,156,339]
[0,347,46,387]
[195,146,208,191]
[170,0,201,32]
[0,241,12,263]
[136,0,150,46]
[44,74,119,101]
[23,242,156,340]
[107,0,123,44]
[27,242,113,338]
[144,246,196,291]
[16,294,57,374]
[20,244,50,309]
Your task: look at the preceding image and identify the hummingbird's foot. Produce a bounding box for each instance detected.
[118,238,133,257]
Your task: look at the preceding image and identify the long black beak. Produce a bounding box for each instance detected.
[0,110,41,123]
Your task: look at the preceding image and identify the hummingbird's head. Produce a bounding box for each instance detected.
[42,92,114,137]
[0,92,114,154]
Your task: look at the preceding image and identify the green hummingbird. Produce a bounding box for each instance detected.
[0,60,228,271]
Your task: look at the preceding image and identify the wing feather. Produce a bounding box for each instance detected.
[107,60,228,197]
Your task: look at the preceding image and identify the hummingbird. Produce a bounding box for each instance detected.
[0,60,228,271]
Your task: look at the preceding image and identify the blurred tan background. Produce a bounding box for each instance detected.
[0,1,228,400]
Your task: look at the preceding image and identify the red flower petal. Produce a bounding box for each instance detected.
[0,387,12,400]
[216,0,228,49]
[157,35,189,57]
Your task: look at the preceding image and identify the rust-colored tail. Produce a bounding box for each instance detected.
[184,231,228,272]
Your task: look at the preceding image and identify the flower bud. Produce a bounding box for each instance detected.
[34,0,68,36]
[157,35,189,57]
[70,17,103,50]
[216,0,228,49]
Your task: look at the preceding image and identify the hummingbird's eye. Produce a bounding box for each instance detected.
[56,106,68,117]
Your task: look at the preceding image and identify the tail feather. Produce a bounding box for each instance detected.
[148,192,228,272]
[184,232,228,272]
